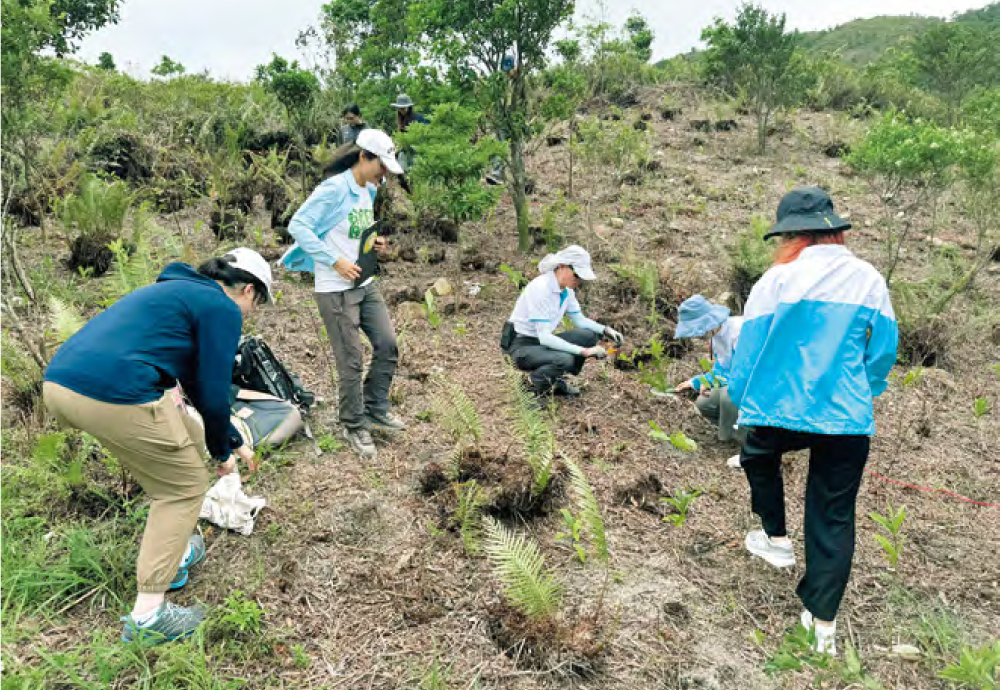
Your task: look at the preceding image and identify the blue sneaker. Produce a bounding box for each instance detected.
[121,602,206,644]
[168,534,206,591]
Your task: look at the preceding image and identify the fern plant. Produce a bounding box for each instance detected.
[503,359,557,494]
[563,458,609,564]
[453,480,487,554]
[48,297,84,345]
[431,379,482,443]
[58,173,132,240]
[482,517,562,620]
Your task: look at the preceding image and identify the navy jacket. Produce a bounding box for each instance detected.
[45,263,244,461]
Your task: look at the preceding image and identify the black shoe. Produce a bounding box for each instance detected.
[553,379,580,397]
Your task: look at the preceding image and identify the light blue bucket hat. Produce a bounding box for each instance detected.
[675,295,729,339]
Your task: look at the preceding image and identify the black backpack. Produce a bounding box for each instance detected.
[232,336,315,413]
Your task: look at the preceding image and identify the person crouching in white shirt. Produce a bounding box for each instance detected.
[500,246,623,397]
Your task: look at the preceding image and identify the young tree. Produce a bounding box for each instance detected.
[909,23,998,123]
[412,0,574,252]
[255,54,321,119]
[97,51,115,71]
[151,54,186,78]
[625,11,654,63]
[701,3,801,154]
[319,0,414,86]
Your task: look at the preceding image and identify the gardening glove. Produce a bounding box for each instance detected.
[584,346,608,360]
[604,326,624,345]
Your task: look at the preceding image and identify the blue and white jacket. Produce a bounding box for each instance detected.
[728,245,898,436]
[280,170,378,273]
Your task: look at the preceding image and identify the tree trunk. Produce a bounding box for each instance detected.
[507,70,531,253]
[568,118,575,199]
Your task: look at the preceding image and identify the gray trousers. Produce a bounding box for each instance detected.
[315,283,398,429]
[695,385,746,443]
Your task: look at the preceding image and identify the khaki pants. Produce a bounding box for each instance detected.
[43,382,211,594]
[694,385,747,444]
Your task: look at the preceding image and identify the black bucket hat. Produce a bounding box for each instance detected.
[765,186,852,240]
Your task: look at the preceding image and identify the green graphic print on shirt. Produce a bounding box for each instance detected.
[348,208,375,239]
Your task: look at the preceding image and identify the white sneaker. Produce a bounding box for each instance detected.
[801,610,837,656]
[744,529,796,568]
[727,454,742,469]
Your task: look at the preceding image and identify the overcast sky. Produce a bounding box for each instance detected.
[76,0,991,82]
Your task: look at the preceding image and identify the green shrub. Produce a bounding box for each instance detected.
[729,215,773,309]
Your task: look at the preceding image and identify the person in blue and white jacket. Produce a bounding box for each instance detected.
[728,186,898,657]
[673,295,745,457]
[282,129,405,460]
[501,246,624,397]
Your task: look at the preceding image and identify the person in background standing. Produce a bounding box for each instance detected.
[391,93,429,173]
[727,187,898,657]
[339,104,367,146]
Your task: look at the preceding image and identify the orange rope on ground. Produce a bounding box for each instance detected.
[865,469,1000,509]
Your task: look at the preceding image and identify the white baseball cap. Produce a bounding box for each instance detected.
[227,247,273,303]
[357,129,404,175]
[539,245,597,280]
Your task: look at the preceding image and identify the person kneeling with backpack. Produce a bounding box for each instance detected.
[43,249,271,645]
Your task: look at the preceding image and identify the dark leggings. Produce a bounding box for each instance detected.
[741,426,870,621]
[507,329,599,393]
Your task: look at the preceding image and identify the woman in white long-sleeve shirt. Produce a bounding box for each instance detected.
[500,246,623,397]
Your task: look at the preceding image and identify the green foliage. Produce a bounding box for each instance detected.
[58,173,132,240]
[562,458,609,564]
[577,115,652,179]
[636,336,672,393]
[649,422,699,452]
[660,488,702,527]
[317,433,345,453]
[212,590,264,637]
[453,480,486,554]
[939,641,1000,689]
[431,378,482,443]
[105,233,155,302]
[909,23,1000,119]
[701,3,802,153]
[869,503,906,569]
[482,516,562,620]
[96,51,115,71]
[422,288,442,328]
[902,367,925,387]
[418,657,454,690]
[612,259,658,303]
[962,88,1000,136]
[150,54,185,78]
[48,296,84,345]
[499,263,527,289]
[397,102,505,231]
[973,397,991,419]
[555,508,587,563]
[503,358,556,495]
[798,16,941,68]
[254,53,320,120]
[730,216,773,307]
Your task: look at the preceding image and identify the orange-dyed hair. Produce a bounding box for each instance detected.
[773,231,845,265]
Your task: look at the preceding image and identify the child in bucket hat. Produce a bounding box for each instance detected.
[674,295,745,464]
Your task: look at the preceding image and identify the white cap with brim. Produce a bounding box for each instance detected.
[538,245,597,280]
[357,129,404,175]
[227,247,273,303]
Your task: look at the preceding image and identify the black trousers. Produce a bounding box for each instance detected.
[741,426,870,621]
[507,329,599,392]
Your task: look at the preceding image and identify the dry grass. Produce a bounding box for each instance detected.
[3,95,999,689]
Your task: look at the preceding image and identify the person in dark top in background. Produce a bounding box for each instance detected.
[43,248,272,645]
[339,104,367,146]
[391,93,429,173]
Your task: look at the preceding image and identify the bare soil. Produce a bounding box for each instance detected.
[6,95,999,689]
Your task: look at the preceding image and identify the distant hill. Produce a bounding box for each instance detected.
[797,15,941,66]
[798,3,999,67]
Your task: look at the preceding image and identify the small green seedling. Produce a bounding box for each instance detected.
[939,641,1000,689]
[499,263,527,289]
[648,421,699,451]
[902,367,925,387]
[555,508,587,563]
[973,397,991,419]
[317,433,344,453]
[423,289,442,328]
[661,488,702,527]
[869,503,906,569]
